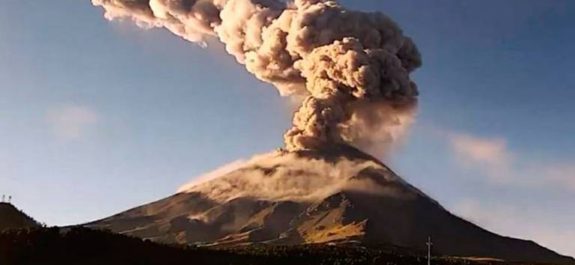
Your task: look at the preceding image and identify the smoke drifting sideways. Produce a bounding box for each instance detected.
[177,151,419,202]
[92,0,421,156]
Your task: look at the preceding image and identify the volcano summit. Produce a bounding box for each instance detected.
[87,146,574,264]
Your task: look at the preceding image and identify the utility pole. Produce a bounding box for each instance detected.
[426,236,433,265]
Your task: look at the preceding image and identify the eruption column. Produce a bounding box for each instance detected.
[93,0,421,155]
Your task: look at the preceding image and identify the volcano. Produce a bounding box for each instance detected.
[86,146,574,264]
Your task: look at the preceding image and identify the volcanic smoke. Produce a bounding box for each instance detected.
[92,0,421,155]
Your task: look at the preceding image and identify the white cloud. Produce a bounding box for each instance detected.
[454,199,575,257]
[449,133,511,167]
[445,131,575,192]
[438,130,575,256]
[46,105,100,140]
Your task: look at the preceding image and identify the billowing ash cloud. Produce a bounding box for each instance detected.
[92,0,421,154]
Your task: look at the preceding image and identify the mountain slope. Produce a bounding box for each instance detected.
[86,146,575,264]
[0,202,40,231]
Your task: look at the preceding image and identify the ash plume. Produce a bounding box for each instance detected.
[93,0,421,155]
[177,150,418,202]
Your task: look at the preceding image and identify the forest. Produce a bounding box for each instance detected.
[0,227,549,265]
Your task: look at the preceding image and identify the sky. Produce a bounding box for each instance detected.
[1,0,574,257]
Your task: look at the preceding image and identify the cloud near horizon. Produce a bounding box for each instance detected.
[454,199,575,257]
[46,105,100,140]
[446,131,575,192]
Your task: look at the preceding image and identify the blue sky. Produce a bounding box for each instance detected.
[1,0,574,256]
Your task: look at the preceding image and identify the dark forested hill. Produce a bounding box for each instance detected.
[0,227,571,265]
[0,203,39,231]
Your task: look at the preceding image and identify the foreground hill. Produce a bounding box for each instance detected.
[0,227,567,265]
[0,202,39,231]
[86,146,574,264]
